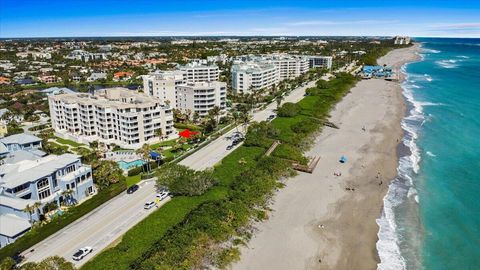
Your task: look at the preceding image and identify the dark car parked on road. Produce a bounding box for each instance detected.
[127,184,139,194]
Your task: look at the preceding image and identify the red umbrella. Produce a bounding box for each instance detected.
[178,129,198,139]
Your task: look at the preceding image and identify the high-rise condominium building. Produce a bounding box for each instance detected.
[230,54,310,94]
[178,62,219,83]
[306,56,333,69]
[48,87,174,149]
[265,54,310,81]
[142,70,184,108]
[231,62,278,95]
[175,81,227,117]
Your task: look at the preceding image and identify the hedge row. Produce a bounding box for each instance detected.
[0,182,127,260]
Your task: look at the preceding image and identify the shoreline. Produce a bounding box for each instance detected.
[232,44,421,270]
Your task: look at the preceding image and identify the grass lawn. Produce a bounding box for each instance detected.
[82,145,261,270]
[55,137,83,147]
[149,139,177,150]
[125,175,142,187]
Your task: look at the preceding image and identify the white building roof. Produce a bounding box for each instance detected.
[0,143,8,155]
[0,133,42,146]
[0,214,31,237]
[0,195,34,210]
[2,150,44,164]
[0,153,80,189]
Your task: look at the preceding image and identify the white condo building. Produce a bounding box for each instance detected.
[142,70,185,108]
[178,62,219,83]
[48,87,174,149]
[231,62,278,95]
[306,56,333,69]
[231,53,310,94]
[176,81,227,117]
[265,54,309,81]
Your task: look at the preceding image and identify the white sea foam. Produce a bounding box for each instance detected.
[422,48,441,53]
[457,55,470,59]
[436,59,459,69]
[426,151,436,157]
[377,63,425,270]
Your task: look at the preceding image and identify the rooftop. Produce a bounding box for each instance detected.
[49,87,168,109]
[0,153,81,189]
[0,214,31,237]
[0,133,42,146]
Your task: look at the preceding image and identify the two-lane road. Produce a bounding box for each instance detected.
[180,80,316,170]
[22,79,317,267]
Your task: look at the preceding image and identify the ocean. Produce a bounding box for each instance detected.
[376,38,480,270]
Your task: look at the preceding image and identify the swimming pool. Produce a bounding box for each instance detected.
[117,159,145,170]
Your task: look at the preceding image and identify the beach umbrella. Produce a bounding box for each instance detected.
[339,156,347,163]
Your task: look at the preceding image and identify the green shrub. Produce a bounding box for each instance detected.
[156,164,216,196]
[277,102,301,117]
[0,182,126,261]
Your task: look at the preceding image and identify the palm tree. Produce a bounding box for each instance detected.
[231,108,241,132]
[23,204,35,224]
[33,201,42,219]
[209,106,221,125]
[240,112,251,132]
[155,128,163,141]
[62,189,74,206]
[136,144,151,173]
[275,95,284,111]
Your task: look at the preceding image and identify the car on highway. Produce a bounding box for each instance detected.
[127,184,139,194]
[156,191,169,201]
[72,246,93,261]
[144,201,156,210]
[267,114,276,121]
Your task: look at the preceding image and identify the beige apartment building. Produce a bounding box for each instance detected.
[142,70,184,108]
[178,62,219,83]
[48,87,174,149]
[175,81,227,117]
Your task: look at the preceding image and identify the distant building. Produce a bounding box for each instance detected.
[48,87,174,148]
[41,87,75,96]
[306,56,333,69]
[265,54,309,81]
[0,77,11,85]
[15,78,35,86]
[231,53,310,94]
[142,70,185,108]
[175,81,227,117]
[87,72,107,82]
[113,71,133,81]
[38,75,61,84]
[0,109,24,124]
[178,62,219,83]
[66,50,107,62]
[394,36,411,45]
[231,62,278,95]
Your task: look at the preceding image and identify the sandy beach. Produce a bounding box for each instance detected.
[232,44,421,270]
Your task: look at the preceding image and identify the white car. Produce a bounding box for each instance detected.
[72,246,93,261]
[144,201,156,210]
[156,191,169,201]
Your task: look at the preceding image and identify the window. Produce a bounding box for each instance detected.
[37,178,49,190]
[38,189,51,200]
[13,183,30,194]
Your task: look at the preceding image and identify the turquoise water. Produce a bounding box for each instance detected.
[377,38,480,270]
[117,159,145,170]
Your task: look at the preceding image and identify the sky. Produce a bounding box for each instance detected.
[1,0,479,38]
